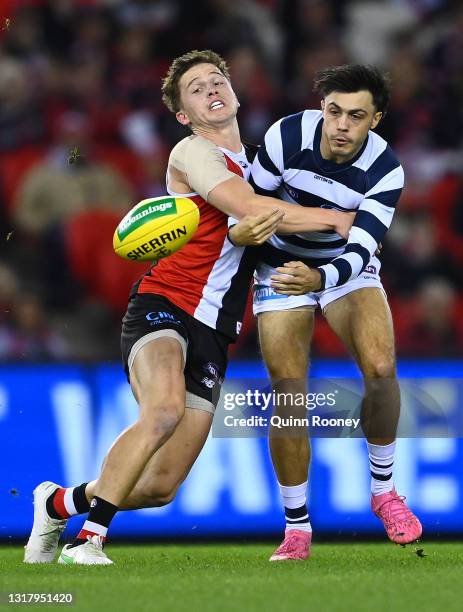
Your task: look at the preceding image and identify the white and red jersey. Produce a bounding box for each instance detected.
[136,142,258,340]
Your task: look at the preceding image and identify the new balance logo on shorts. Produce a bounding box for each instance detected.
[254,285,289,302]
[201,377,216,389]
[145,311,181,326]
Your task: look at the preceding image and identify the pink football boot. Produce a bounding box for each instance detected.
[269,529,312,561]
[372,488,422,544]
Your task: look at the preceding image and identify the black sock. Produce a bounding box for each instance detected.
[73,483,90,514]
[70,496,118,548]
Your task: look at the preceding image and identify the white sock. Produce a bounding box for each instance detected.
[279,481,312,533]
[368,441,396,496]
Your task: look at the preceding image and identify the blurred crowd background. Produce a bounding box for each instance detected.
[0,0,462,363]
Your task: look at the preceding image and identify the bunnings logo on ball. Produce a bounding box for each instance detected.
[117,198,177,241]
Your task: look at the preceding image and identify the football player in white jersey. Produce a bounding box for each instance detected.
[247,64,422,560]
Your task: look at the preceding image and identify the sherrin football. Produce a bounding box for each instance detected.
[113,196,199,262]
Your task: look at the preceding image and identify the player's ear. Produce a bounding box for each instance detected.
[371,111,382,129]
[176,110,190,126]
[321,99,325,111]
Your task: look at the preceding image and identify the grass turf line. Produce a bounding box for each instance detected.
[0,542,462,612]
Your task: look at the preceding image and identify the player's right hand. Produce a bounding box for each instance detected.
[228,209,285,246]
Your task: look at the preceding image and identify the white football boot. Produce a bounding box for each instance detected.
[24,481,68,563]
[58,535,113,565]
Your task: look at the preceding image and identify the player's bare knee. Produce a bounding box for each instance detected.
[141,393,184,422]
[266,361,307,381]
[137,402,184,448]
[149,410,183,441]
[363,355,396,379]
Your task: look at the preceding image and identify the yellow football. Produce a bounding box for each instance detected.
[113,196,199,262]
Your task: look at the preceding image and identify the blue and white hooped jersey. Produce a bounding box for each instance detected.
[250,110,404,290]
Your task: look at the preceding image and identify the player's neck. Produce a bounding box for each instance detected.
[192,120,242,153]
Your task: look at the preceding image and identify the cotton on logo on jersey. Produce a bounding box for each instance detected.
[314,175,333,184]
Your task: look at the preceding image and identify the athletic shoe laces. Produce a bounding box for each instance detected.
[85,535,107,558]
[378,492,414,526]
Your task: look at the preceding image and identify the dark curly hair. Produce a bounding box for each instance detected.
[314,64,391,114]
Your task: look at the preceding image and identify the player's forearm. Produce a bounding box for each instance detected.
[208,177,341,233]
[247,194,338,233]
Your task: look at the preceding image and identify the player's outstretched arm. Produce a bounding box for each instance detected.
[208,175,353,237]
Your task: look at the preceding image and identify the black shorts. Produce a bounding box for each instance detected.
[121,293,230,412]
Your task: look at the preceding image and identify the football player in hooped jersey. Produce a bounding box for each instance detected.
[246,65,422,560]
[24,50,354,565]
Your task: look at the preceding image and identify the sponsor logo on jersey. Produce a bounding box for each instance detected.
[253,284,289,302]
[314,175,333,184]
[364,264,377,275]
[145,311,182,326]
[126,226,187,261]
[118,198,177,240]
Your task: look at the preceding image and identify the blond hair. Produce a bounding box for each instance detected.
[161,49,230,113]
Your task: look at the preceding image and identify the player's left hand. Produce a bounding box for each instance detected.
[270,261,322,294]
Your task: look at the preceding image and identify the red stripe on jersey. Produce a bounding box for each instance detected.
[138,153,244,317]
[52,488,70,519]
[223,155,245,176]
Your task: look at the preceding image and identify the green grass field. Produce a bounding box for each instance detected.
[1,542,462,612]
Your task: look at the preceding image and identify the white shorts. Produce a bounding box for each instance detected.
[253,256,384,314]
